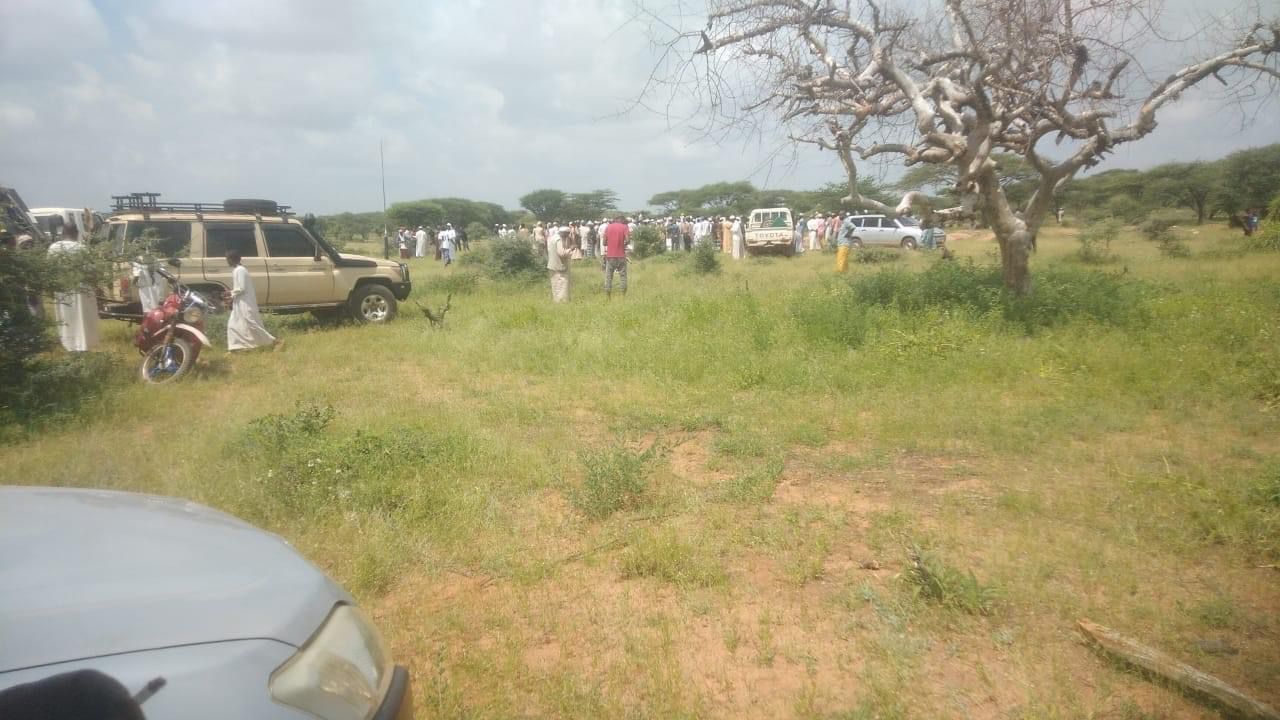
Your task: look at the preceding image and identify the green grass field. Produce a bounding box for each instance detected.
[4,223,1279,718]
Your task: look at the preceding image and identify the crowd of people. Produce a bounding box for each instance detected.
[395,224,470,265]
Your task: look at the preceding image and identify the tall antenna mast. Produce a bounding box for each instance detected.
[380,140,389,259]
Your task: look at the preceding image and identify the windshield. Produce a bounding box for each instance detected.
[897,216,921,227]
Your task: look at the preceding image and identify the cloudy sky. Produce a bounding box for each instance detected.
[2,0,1275,214]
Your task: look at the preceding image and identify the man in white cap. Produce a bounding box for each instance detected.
[438,223,456,266]
[547,226,573,302]
[414,225,428,258]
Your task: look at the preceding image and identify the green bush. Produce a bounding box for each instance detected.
[1138,209,1182,242]
[1076,219,1120,264]
[690,239,721,274]
[1104,195,1146,224]
[0,352,126,429]
[792,260,1151,348]
[1247,196,1280,251]
[630,225,666,259]
[853,248,903,264]
[484,239,543,282]
[904,545,998,615]
[574,447,653,520]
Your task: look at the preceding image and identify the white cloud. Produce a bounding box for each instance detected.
[0,0,1274,214]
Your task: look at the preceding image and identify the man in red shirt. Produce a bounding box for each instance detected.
[602,216,630,298]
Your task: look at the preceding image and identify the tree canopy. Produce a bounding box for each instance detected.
[519,189,620,220]
[665,0,1280,293]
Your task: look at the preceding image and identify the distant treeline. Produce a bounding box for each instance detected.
[314,143,1280,241]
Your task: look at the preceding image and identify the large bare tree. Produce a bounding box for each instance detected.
[656,0,1279,293]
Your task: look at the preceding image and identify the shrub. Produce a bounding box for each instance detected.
[1138,210,1192,258]
[904,545,998,615]
[1246,196,1280,251]
[484,239,543,282]
[1138,209,1182,242]
[1104,195,1146,224]
[854,247,903,264]
[630,225,666,259]
[573,447,653,519]
[0,353,126,429]
[1157,236,1192,258]
[792,260,1151,347]
[1076,219,1120,264]
[690,239,721,274]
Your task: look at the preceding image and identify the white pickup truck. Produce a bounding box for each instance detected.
[743,207,795,256]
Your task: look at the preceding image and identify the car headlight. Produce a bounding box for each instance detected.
[269,605,392,720]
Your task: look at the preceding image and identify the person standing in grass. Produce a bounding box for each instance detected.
[835,213,856,273]
[224,249,280,352]
[438,224,456,266]
[720,216,732,253]
[603,215,629,298]
[414,226,428,258]
[794,215,805,254]
[547,226,573,303]
[46,224,100,352]
[731,216,745,260]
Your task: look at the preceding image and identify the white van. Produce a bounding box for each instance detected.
[744,207,795,256]
[29,207,102,241]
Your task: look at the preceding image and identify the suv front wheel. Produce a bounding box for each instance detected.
[349,284,397,323]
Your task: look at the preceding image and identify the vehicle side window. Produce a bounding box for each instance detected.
[751,213,762,226]
[126,221,192,258]
[868,218,883,228]
[205,223,259,258]
[263,224,316,257]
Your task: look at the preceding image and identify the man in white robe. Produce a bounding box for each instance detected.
[224,249,279,351]
[731,217,746,259]
[46,225,99,352]
[414,226,428,258]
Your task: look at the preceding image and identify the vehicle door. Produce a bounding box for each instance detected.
[202,222,269,301]
[262,223,335,305]
[865,217,889,245]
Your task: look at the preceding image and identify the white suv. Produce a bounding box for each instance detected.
[845,214,924,249]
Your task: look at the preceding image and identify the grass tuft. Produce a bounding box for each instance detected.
[573,446,654,520]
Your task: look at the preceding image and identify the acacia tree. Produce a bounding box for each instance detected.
[666,0,1279,293]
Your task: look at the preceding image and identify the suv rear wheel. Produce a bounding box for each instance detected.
[900,237,917,250]
[349,284,397,323]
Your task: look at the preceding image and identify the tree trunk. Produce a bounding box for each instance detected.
[997,228,1033,296]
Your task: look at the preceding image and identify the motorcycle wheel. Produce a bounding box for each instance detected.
[140,337,196,384]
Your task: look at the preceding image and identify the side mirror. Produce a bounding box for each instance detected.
[166,257,181,268]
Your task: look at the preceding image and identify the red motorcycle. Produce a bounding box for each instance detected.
[134,268,215,384]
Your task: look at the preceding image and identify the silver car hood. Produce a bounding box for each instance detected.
[0,487,350,673]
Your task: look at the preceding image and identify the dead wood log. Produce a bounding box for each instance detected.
[1077,618,1280,720]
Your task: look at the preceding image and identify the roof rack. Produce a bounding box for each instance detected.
[110,193,292,216]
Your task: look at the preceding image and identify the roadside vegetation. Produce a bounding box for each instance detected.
[2,222,1278,717]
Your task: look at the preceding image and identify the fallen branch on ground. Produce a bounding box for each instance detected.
[1077,618,1280,720]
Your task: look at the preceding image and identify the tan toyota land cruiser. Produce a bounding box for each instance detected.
[102,194,410,323]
